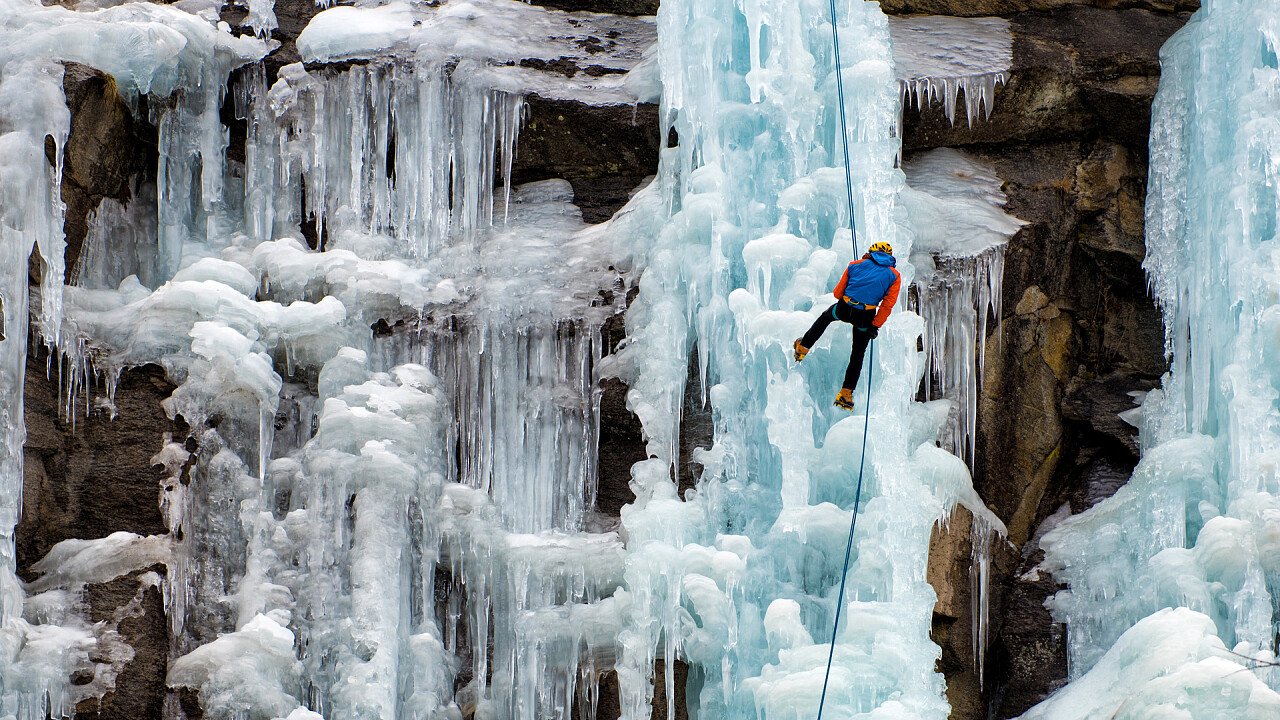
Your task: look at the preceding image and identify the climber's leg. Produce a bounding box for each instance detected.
[796,303,844,361]
[841,310,876,392]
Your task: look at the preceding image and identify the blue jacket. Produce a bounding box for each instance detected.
[833,251,902,327]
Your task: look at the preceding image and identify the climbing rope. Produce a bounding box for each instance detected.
[828,0,859,245]
[814,346,873,719]
[814,0,877,716]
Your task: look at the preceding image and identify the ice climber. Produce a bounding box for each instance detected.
[793,241,902,410]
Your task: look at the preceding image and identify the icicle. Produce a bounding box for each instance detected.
[266,61,526,260]
[890,16,1012,127]
[917,245,1006,466]
[969,512,993,688]
[245,0,278,40]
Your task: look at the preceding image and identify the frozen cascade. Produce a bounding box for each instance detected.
[1,0,637,717]
[1022,0,1280,717]
[240,60,525,259]
[369,179,624,536]
[600,1,1005,718]
[1,9,265,710]
[0,0,1028,716]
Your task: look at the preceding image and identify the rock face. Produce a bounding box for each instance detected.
[897,5,1191,717]
[515,98,662,224]
[19,348,179,718]
[57,63,155,283]
[528,0,659,14]
[882,0,1197,15]
[18,351,178,575]
[77,570,170,720]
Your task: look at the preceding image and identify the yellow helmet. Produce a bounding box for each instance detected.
[868,241,893,255]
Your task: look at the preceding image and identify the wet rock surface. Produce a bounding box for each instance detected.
[18,350,178,577]
[20,349,178,718]
[76,570,170,720]
[515,97,661,224]
[597,376,645,516]
[57,63,155,283]
[527,0,659,15]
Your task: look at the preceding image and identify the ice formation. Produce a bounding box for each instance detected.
[902,149,1024,465]
[0,0,1016,717]
[600,0,1005,716]
[889,17,1011,127]
[1023,0,1280,716]
[0,50,82,720]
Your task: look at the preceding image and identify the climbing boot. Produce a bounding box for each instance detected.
[833,388,854,411]
[793,339,809,363]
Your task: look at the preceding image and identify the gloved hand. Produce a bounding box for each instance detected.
[862,325,879,339]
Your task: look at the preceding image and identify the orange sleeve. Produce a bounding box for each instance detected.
[872,269,901,327]
[832,265,850,300]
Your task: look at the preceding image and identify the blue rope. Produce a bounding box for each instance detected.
[815,343,874,719]
[828,0,858,255]
[815,0,877,717]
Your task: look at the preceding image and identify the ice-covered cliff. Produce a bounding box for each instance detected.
[6,0,1275,718]
[0,0,1022,715]
[1019,0,1280,716]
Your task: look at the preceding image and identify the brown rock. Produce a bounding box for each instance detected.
[18,348,181,578]
[1014,286,1050,316]
[58,63,156,283]
[651,659,689,720]
[575,669,622,720]
[514,97,662,224]
[929,506,983,720]
[527,0,658,14]
[930,506,1022,719]
[987,544,1069,718]
[903,7,1187,715]
[76,570,170,720]
[598,377,644,516]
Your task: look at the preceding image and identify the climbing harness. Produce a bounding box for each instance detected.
[841,299,878,312]
[814,0,877,716]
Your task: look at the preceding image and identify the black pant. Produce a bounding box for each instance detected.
[801,303,875,391]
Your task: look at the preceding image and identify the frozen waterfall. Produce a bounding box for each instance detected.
[0,0,1017,717]
[603,0,1003,717]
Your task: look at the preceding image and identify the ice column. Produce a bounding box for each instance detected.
[153,64,256,284]
[0,58,72,720]
[1026,0,1280,715]
[607,0,1005,717]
